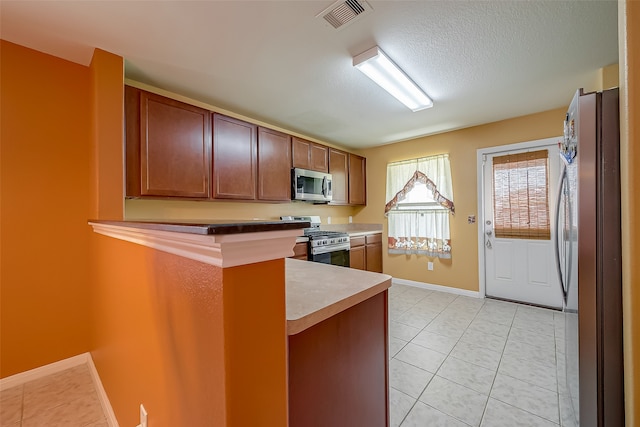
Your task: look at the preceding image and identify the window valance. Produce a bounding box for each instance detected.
[385,154,455,258]
[385,155,455,215]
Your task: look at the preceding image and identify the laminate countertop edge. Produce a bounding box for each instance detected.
[286,258,391,335]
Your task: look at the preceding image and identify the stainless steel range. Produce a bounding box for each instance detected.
[304,229,350,267]
[282,215,350,267]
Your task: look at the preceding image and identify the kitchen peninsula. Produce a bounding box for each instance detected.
[88,219,391,426]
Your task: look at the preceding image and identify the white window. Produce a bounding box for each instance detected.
[385,154,454,258]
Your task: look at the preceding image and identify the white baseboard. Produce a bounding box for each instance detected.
[0,353,89,391]
[0,353,119,427]
[87,355,119,427]
[392,277,482,299]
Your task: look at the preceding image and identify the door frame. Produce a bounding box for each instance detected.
[476,136,561,298]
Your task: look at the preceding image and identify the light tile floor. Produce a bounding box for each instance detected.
[0,364,108,427]
[1,284,574,427]
[389,283,576,427]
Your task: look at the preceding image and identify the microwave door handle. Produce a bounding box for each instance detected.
[322,177,327,197]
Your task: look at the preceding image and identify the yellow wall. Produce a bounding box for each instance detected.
[601,63,620,90]
[125,198,361,225]
[355,108,566,291]
[0,40,93,377]
[619,1,639,424]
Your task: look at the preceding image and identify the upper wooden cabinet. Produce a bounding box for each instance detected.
[258,127,292,201]
[212,114,257,200]
[328,148,349,205]
[292,137,328,173]
[125,85,366,204]
[349,154,366,205]
[126,86,211,198]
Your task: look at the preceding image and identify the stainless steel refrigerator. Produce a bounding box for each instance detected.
[555,88,624,427]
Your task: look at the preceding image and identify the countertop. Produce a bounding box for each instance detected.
[286,258,391,335]
[89,219,310,235]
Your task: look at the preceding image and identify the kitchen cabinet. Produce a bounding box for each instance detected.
[125,85,367,205]
[329,148,349,205]
[125,86,211,198]
[288,291,389,427]
[258,127,292,201]
[290,241,308,261]
[349,236,366,271]
[350,233,382,272]
[212,113,257,200]
[365,233,383,273]
[349,154,366,205]
[292,137,328,173]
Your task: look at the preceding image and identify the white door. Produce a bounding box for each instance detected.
[482,140,563,309]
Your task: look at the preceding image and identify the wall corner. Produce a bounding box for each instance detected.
[90,48,125,220]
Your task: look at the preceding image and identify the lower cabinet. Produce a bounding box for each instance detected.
[288,291,389,427]
[350,237,366,270]
[350,233,382,272]
[365,234,383,273]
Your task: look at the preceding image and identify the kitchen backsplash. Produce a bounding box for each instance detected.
[125,198,362,225]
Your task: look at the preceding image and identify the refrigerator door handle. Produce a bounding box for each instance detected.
[554,162,568,304]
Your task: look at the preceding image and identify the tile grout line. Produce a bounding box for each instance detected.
[391,285,563,426]
[397,293,490,426]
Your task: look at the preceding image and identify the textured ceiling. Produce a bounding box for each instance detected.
[1,1,618,149]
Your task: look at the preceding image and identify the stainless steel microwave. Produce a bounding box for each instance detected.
[291,168,332,202]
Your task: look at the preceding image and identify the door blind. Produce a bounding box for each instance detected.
[492,150,551,240]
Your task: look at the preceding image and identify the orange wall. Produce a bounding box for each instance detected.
[87,47,289,425]
[356,108,566,292]
[91,233,289,426]
[89,49,124,220]
[619,1,640,423]
[222,261,288,426]
[0,40,92,377]
[90,234,227,426]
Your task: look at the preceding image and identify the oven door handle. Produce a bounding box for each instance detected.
[311,242,351,255]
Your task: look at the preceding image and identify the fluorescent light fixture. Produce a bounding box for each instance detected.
[353,46,433,112]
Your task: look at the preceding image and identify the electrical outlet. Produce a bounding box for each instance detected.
[140,404,148,427]
[427,262,434,271]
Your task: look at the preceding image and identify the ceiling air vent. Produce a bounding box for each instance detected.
[316,0,373,30]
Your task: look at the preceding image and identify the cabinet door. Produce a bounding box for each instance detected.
[292,137,311,170]
[349,154,366,205]
[292,137,329,173]
[310,143,329,173]
[137,89,211,198]
[329,148,348,204]
[258,127,292,201]
[366,234,383,273]
[213,114,257,199]
[350,245,366,271]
